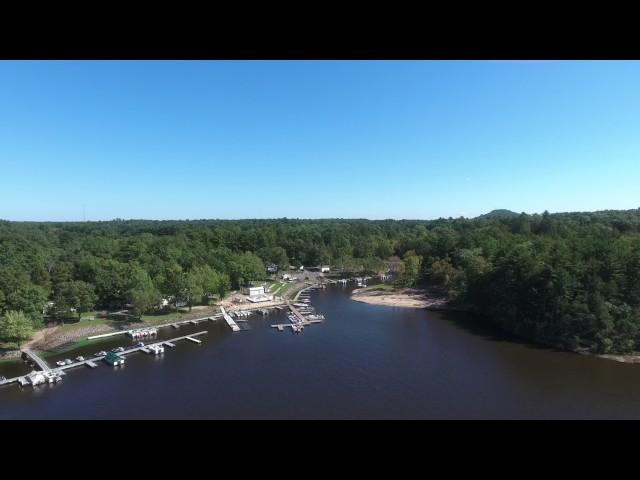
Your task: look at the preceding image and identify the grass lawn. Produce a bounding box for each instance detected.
[140,307,218,325]
[140,310,189,324]
[60,318,114,332]
[280,282,301,298]
[273,282,289,296]
[362,283,396,291]
[269,282,285,295]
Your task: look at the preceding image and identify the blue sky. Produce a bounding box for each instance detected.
[1,60,639,221]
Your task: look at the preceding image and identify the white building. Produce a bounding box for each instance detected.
[320,265,330,273]
[248,286,265,297]
[246,285,274,303]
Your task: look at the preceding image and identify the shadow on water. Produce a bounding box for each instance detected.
[441,309,568,354]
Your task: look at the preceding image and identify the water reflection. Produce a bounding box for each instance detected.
[3,285,640,419]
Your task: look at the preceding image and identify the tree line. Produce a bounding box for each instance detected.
[1,210,640,354]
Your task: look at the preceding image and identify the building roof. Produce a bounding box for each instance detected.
[105,352,124,362]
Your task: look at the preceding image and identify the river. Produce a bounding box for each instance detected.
[2,284,640,419]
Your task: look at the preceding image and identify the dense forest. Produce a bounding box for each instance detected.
[1,209,640,354]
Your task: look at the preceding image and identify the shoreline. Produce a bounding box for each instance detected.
[0,306,225,360]
[350,285,640,365]
[351,285,451,310]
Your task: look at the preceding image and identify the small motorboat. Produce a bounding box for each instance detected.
[56,360,66,367]
[136,342,145,347]
[94,351,107,357]
[75,356,85,362]
[64,359,73,365]
[0,376,6,382]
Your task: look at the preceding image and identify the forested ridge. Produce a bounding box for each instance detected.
[2,209,640,354]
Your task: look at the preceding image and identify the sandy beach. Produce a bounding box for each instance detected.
[351,286,449,309]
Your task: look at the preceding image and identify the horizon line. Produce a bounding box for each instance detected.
[2,207,640,223]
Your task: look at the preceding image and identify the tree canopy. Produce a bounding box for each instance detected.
[2,210,640,353]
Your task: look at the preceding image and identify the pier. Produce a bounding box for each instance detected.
[22,349,51,371]
[220,306,240,332]
[1,331,208,389]
[270,297,323,334]
[87,314,223,340]
[2,290,328,389]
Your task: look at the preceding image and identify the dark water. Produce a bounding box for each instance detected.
[2,285,640,419]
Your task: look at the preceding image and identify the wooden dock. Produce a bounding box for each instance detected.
[1,331,209,389]
[270,299,324,333]
[22,349,51,371]
[87,314,223,340]
[220,306,240,332]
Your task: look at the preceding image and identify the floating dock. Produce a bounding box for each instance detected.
[271,299,324,334]
[87,314,223,340]
[1,331,208,389]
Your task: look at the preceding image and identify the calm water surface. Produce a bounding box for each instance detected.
[2,285,640,419]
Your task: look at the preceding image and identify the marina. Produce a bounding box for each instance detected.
[0,331,208,388]
[1,285,328,391]
[87,314,224,341]
[6,284,640,419]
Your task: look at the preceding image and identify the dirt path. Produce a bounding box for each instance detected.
[23,325,61,350]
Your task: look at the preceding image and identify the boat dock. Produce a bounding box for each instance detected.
[22,349,51,371]
[220,306,240,332]
[1,331,208,389]
[87,314,223,340]
[270,297,324,334]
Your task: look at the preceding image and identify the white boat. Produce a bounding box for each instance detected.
[75,356,85,362]
[148,344,165,355]
[56,360,66,366]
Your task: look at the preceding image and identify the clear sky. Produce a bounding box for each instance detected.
[1,60,639,221]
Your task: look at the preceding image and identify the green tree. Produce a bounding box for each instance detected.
[54,280,98,321]
[128,270,160,318]
[401,251,423,287]
[0,310,34,348]
[5,283,49,327]
[184,270,204,312]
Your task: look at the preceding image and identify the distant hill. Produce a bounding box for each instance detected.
[476,209,521,219]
